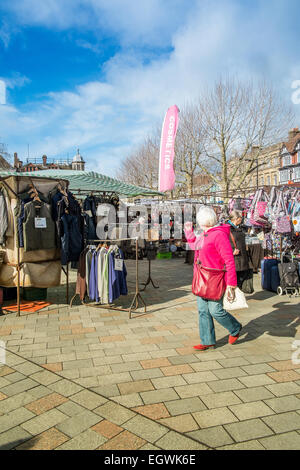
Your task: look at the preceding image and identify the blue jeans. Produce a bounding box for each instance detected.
[197,296,242,345]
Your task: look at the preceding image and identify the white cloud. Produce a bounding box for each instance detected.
[1,0,300,178]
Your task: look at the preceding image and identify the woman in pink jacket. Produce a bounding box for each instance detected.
[185,206,242,351]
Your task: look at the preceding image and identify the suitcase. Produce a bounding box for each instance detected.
[270,264,280,292]
[261,259,279,291]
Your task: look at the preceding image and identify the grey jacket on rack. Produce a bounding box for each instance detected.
[23,200,56,252]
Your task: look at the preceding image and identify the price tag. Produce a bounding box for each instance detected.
[114,258,124,271]
[35,217,47,228]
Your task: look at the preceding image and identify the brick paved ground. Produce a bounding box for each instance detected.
[0,257,300,450]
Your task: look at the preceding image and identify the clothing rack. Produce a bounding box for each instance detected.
[0,175,70,317]
[70,237,147,319]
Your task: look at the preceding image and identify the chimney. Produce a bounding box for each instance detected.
[14,152,19,168]
[288,127,300,140]
[42,155,47,166]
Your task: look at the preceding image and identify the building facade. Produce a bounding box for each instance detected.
[13,149,85,172]
[279,128,300,185]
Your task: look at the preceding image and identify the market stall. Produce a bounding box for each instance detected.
[0,169,164,317]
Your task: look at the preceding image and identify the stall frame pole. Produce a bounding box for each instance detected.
[70,237,146,319]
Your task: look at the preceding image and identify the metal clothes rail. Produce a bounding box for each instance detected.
[69,237,147,319]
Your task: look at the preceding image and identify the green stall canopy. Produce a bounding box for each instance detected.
[0,169,164,198]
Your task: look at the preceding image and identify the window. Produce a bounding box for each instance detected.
[267,175,271,186]
[294,166,300,181]
[282,154,292,166]
[260,176,264,186]
[280,169,290,183]
[274,174,278,186]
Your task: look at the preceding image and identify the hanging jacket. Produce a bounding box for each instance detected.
[185,224,237,287]
[0,187,8,245]
[108,248,127,303]
[228,222,249,272]
[23,201,56,252]
[60,213,83,265]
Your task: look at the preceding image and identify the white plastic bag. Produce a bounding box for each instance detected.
[223,287,248,311]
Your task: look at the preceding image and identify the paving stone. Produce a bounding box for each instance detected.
[159,414,199,433]
[219,439,266,450]
[130,368,164,381]
[140,358,172,369]
[56,428,106,450]
[56,401,87,417]
[165,397,206,416]
[200,391,242,409]
[168,355,200,366]
[212,367,248,380]
[118,379,154,395]
[62,359,94,370]
[0,407,36,433]
[0,365,16,376]
[151,375,187,389]
[155,430,207,450]
[207,378,245,393]
[262,411,300,433]
[133,403,170,420]
[93,401,136,425]
[268,360,300,371]
[69,389,107,410]
[174,383,212,399]
[0,426,32,450]
[16,427,69,450]
[238,374,276,387]
[0,378,40,396]
[91,384,120,397]
[25,393,68,415]
[29,370,61,386]
[267,370,300,383]
[21,408,68,435]
[56,410,102,437]
[97,372,132,385]
[229,400,275,420]
[97,429,145,450]
[224,418,274,442]
[91,420,123,439]
[259,431,300,450]
[217,357,250,368]
[122,414,169,443]
[234,386,275,403]
[0,376,13,388]
[188,426,234,448]
[111,393,144,408]
[47,379,83,397]
[189,360,224,372]
[192,406,238,428]
[264,395,300,413]
[13,362,42,375]
[266,382,300,397]
[140,388,180,405]
[25,385,52,399]
[110,361,143,373]
[4,371,28,383]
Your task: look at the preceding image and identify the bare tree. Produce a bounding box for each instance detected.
[117,133,160,190]
[197,77,294,198]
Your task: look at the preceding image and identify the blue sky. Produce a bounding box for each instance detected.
[1,0,300,176]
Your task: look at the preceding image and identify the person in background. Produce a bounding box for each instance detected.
[228,210,250,290]
[185,206,242,351]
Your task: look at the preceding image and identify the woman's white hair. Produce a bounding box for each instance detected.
[196,206,218,228]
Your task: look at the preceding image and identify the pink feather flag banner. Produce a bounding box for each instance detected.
[158,105,180,192]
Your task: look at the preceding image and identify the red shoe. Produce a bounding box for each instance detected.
[228,327,242,345]
[193,344,215,351]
